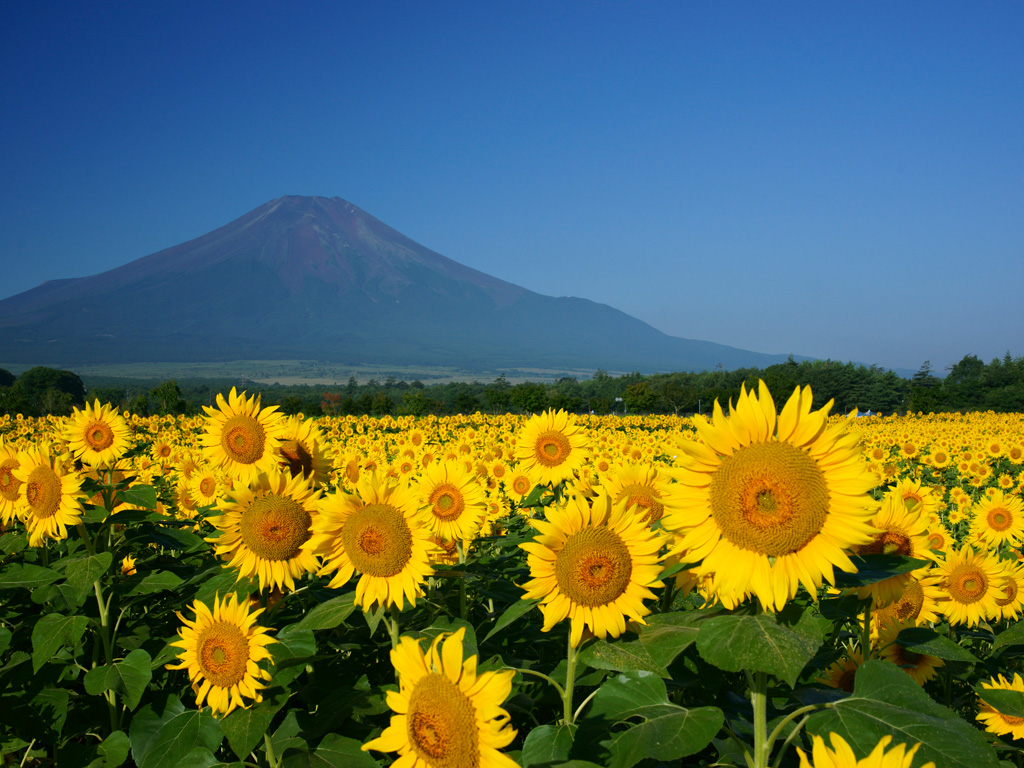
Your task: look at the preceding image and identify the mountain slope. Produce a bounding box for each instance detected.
[0,196,798,372]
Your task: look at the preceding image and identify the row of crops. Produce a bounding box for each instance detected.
[1,383,1024,767]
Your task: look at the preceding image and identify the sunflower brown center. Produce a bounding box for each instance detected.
[220,414,266,465]
[947,563,987,604]
[835,668,857,693]
[239,495,312,560]
[534,430,571,468]
[617,483,664,524]
[196,621,250,688]
[25,465,62,519]
[988,507,1012,531]
[406,672,479,768]
[198,477,217,497]
[511,476,532,496]
[890,579,925,622]
[860,528,913,557]
[555,527,633,607]
[0,459,21,501]
[709,441,829,557]
[429,483,465,521]
[279,440,313,479]
[84,420,115,451]
[996,577,1019,607]
[341,504,413,577]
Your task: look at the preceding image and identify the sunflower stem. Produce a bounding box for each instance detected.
[563,633,579,725]
[749,670,769,768]
[388,604,401,653]
[263,732,280,768]
[457,542,468,621]
[861,601,871,659]
[505,666,565,699]
[660,579,676,612]
[770,713,812,768]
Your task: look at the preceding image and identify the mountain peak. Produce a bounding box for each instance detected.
[0,197,798,372]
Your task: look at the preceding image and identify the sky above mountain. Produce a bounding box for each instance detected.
[2,1,1021,373]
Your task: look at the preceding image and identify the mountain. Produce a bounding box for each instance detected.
[0,196,801,373]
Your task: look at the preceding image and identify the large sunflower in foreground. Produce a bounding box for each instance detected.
[64,399,132,467]
[513,409,589,487]
[669,382,879,611]
[362,628,518,768]
[978,673,1024,740]
[307,473,435,610]
[520,490,664,647]
[207,469,321,593]
[12,444,86,547]
[201,388,287,485]
[934,545,1003,627]
[167,592,276,717]
[797,733,933,768]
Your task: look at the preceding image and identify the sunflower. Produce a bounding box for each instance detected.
[797,733,933,768]
[65,399,132,467]
[520,490,665,647]
[207,468,321,593]
[415,460,488,542]
[276,415,332,487]
[978,673,1024,741]
[993,560,1024,621]
[889,477,940,520]
[600,463,682,528]
[362,628,518,768]
[166,592,276,717]
[934,545,1003,627]
[307,472,435,610]
[201,388,287,485]
[816,645,863,693]
[12,443,86,547]
[669,382,879,611]
[513,409,589,487]
[876,622,943,686]
[189,466,225,507]
[508,470,536,498]
[0,439,22,526]
[871,571,943,635]
[970,490,1024,548]
[852,492,934,607]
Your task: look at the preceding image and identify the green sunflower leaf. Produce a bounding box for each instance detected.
[31,613,89,671]
[807,660,999,768]
[522,723,577,767]
[84,648,153,710]
[695,605,829,687]
[974,686,1024,719]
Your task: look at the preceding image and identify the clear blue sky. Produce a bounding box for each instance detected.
[2,1,1021,373]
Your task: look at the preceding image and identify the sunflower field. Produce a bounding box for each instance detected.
[2,383,1024,768]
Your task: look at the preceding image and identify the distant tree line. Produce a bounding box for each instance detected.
[1,354,1022,418]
